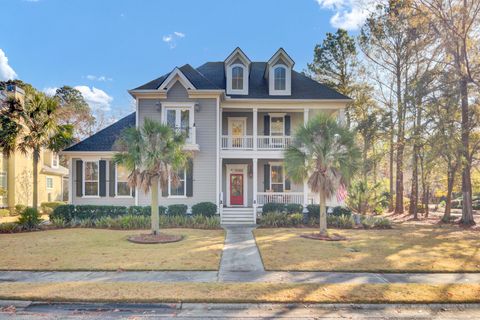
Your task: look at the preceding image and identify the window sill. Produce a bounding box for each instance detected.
[82,196,100,199]
[168,195,187,199]
[115,196,134,199]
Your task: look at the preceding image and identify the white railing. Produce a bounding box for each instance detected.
[257,136,292,150]
[257,192,303,205]
[221,135,253,149]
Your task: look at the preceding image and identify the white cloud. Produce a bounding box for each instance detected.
[315,0,377,30]
[162,31,186,49]
[43,87,58,96]
[74,86,113,111]
[0,49,18,81]
[86,74,113,82]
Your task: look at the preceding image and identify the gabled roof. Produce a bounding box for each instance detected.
[267,48,295,67]
[224,47,251,66]
[63,113,135,152]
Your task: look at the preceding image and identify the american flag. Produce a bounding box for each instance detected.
[336,183,348,203]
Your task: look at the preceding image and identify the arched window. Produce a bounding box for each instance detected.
[274,66,286,90]
[232,66,244,90]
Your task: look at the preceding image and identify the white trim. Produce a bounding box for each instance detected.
[216,99,221,215]
[114,163,133,198]
[225,164,248,207]
[168,167,187,197]
[269,162,285,193]
[224,47,251,66]
[267,48,295,67]
[269,114,286,137]
[46,176,54,190]
[158,68,196,91]
[269,64,291,96]
[226,63,248,95]
[227,117,247,137]
[161,103,195,144]
[51,153,59,169]
[83,160,100,197]
[68,157,73,204]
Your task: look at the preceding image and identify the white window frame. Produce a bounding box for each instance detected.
[83,160,100,198]
[269,113,286,136]
[115,164,133,198]
[51,153,59,169]
[274,65,287,91]
[161,102,195,143]
[269,64,291,96]
[0,171,7,200]
[226,63,248,95]
[46,176,54,190]
[269,162,285,193]
[168,167,187,198]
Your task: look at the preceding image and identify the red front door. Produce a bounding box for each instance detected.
[230,173,244,205]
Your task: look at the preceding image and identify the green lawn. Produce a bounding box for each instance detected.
[0,228,224,271]
[254,225,480,272]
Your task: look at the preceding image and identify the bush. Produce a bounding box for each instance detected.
[0,209,9,217]
[50,204,75,222]
[259,212,290,227]
[289,213,303,225]
[361,215,392,229]
[0,222,19,233]
[13,204,27,216]
[331,206,352,217]
[167,204,188,216]
[191,202,217,217]
[285,203,303,214]
[327,214,354,229]
[75,205,128,219]
[262,203,285,214]
[17,207,42,230]
[127,206,166,216]
[306,204,320,216]
[40,201,65,213]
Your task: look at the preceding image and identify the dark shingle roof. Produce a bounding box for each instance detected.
[133,62,349,100]
[63,113,135,152]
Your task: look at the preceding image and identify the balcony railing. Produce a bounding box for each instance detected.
[257,192,303,205]
[221,135,292,150]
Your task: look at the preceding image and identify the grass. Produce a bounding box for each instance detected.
[0,228,224,271]
[0,282,479,303]
[254,225,480,272]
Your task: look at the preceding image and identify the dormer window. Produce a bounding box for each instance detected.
[274,66,286,91]
[232,66,244,90]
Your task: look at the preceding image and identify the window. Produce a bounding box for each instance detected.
[165,107,191,139]
[116,164,132,197]
[168,168,186,197]
[46,177,53,189]
[270,116,284,136]
[83,161,99,196]
[51,153,59,168]
[232,66,244,90]
[274,66,286,91]
[0,171,6,198]
[270,165,284,192]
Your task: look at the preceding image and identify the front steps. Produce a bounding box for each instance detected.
[221,207,256,225]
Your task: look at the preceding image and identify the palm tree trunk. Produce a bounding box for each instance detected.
[319,191,327,236]
[32,147,39,209]
[151,177,160,235]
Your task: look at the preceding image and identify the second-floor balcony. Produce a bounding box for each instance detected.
[221,135,292,150]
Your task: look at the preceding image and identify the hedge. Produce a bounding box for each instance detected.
[167,204,188,216]
[191,202,217,217]
[262,203,286,214]
[51,205,169,222]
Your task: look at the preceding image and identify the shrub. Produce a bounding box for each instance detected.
[262,203,285,214]
[127,206,166,216]
[331,206,352,217]
[13,204,27,216]
[0,209,9,217]
[75,205,128,219]
[191,202,217,217]
[327,214,354,229]
[306,204,320,216]
[0,222,19,233]
[17,207,42,230]
[361,215,392,229]
[259,212,290,227]
[50,217,68,228]
[50,204,75,222]
[167,204,188,216]
[289,213,303,226]
[285,203,303,214]
[40,201,65,213]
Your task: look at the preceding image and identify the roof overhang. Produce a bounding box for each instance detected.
[224,47,252,70]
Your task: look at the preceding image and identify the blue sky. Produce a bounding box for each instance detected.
[0,0,365,121]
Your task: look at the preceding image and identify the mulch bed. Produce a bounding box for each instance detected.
[127,233,183,244]
[300,233,347,241]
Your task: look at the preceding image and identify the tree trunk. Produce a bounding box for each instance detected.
[362,138,368,184]
[459,76,475,225]
[319,191,327,236]
[388,116,395,212]
[424,186,430,218]
[32,147,39,209]
[442,168,455,222]
[151,177,160,235]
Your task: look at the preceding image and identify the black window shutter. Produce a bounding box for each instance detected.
[264,115,270,135]
[285,176,291,191]
[76,160,83,197]
[99,160,107,197]
[109,161,116,197]
[264,164,270,191]
[186,159,193,197]
[284,115,291,136]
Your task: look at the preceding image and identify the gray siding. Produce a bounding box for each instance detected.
[71,158,135,206]
[137,81,217,208]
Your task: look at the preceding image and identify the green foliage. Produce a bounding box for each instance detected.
[347,181,389,214]
[331,206,352,217]
[262,203,286,214]
[289,213,304,225]
[306,204,320,217]
[127,206,166,216]
[259,212,290,227]
[50,217,68,228]
[17,207,42,230]
[361,215,392,229]
[40,201,65,211]
[0,222,20,233]
[191,202,217,217]
[0,209,9,217]
[75,205,128,219]
[285,203,303,214]
[14,204,27,216]
[50,204,75,222]
[327,214,355,229]
[167,204,188,216]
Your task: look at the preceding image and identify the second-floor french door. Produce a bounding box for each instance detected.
[228,117,247,148]
[165,108,191,139]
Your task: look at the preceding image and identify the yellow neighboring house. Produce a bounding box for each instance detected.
[0,84,68,208]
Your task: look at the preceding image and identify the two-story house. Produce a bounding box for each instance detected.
[62,48,349,224]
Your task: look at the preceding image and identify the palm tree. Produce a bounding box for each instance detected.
[0,92,74,209]
[285,114,360,237]
[113,118,189,235]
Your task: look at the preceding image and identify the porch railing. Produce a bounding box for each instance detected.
[257,192,303,205]
[221,135,253,149]
[221,135,292,150]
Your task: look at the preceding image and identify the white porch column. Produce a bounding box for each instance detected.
[68,157,73,204]
[337,109,346,126]
[218,103,223,219]
[253,107,258,150]
[253,158,258,220]
[303,108,309,210]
